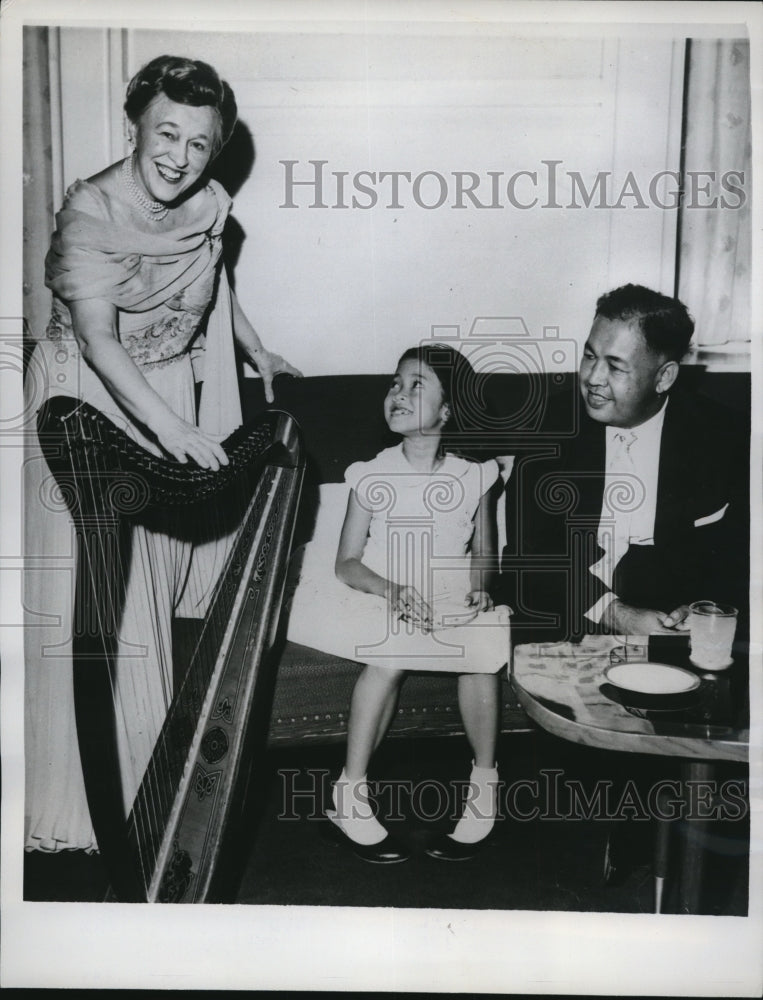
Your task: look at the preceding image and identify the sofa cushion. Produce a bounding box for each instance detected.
[267,641,532,744]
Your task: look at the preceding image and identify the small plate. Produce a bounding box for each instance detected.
[604,661,700,696]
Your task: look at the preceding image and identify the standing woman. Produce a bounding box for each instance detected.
[24,55,301,853]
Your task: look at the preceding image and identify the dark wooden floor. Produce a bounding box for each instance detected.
[24,730,749,915]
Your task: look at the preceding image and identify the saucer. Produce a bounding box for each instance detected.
[604,662,700,696]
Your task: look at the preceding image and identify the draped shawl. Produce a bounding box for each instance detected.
[44,177,242,436]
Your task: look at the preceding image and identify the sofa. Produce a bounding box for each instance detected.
[236,368,750,748]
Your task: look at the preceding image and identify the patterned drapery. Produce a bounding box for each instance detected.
[678,39,752,347]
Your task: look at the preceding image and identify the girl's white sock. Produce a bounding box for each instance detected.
[449,761,499,844]
[327,769,388,846]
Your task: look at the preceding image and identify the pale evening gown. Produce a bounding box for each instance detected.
[24,175,243,852]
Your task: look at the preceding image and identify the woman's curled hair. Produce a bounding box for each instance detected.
[124,55,237,153]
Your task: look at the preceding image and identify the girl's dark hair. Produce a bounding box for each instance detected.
[124,55,238,155]
[396,343,479,453]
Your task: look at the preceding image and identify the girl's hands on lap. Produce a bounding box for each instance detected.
[465,590,494,613]
[388,583,433,631]
[153,411,229,471]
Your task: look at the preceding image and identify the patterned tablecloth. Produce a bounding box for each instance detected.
[511,635,749,761]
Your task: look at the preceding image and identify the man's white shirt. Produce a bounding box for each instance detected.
[586,398,668,622]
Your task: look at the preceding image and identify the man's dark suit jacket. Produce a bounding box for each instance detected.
[498,382,749,644]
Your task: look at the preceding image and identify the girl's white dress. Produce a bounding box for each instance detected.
[287,445,510,673]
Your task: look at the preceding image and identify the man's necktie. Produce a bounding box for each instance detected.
[592,429,638,586]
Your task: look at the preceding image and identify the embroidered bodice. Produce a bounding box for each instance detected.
[44,176,231,370]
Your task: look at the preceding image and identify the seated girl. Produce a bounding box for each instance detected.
[288,344,510,863]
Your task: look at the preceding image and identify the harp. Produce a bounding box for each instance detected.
[36,395,304,903]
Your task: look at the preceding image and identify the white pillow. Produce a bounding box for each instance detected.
[297,482,351,581]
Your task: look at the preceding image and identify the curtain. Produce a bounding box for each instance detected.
[678,39,752,347]
[22,27,55,346]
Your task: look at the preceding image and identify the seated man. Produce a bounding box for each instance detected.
[500,283,749,644]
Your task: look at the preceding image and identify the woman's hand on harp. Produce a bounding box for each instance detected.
[250,348,304,405]
[154,412,229,471]
[229,293,303,404]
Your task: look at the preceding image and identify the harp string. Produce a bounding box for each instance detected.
[126,465,216,881]
[63,405,150,892]
[126,432,264,883]
[102,427,167,893]
[129,523,175,890]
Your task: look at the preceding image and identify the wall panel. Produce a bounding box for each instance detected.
[56,25,683,375]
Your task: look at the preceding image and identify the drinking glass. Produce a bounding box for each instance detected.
[688,601,738,671]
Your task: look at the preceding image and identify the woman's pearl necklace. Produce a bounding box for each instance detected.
[120,154,169,221]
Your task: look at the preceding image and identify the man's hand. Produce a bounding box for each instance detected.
[602,599,680,635]
[661,605,691,630]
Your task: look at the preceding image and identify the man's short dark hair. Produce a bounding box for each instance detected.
[595,284,695,362]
